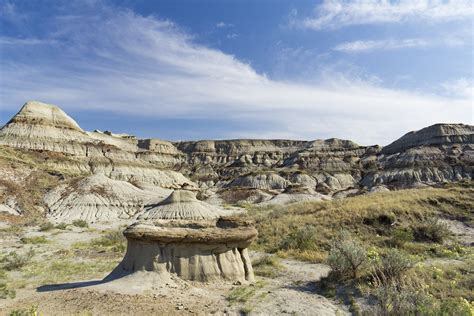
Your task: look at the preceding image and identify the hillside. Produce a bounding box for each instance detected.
[0,101,472,222]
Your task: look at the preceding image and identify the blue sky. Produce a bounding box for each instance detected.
[0,0,472,145]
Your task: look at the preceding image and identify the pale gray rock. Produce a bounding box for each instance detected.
[45,174,169,222]
[226,173,289,190]
[140,190,233,220]
[382,123,474,154]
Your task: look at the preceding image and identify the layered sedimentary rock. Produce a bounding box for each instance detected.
[44,174,171,222]
[362,124,474,188]
[0,101,473,219]
[382,124,474,155]
[111,191,257,282]
[140,190,231,220]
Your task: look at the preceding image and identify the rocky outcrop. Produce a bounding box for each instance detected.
[382,124,474,154]
[226,173,290,190]
[1,101,473,217]
[140,190,232,220]
[111,190,257,282]
[362,124,474,188]
[112,218,257,282]
[44,174,172,222]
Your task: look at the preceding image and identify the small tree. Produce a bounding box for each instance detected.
[327,231,367,279]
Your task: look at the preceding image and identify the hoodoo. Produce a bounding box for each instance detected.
[110,190,257,282]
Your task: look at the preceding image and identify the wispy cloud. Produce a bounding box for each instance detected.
[334,38,429,53]
[226,33,238,39]
[0,3,471,145]
[291,0,474,30]
[0,36,55,45]
[216,21,233,28]
[442,78,473,98]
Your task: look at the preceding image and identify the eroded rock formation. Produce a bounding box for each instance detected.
[0,101,473,219]
[111,191,257,282]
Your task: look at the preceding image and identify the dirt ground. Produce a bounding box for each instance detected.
[0,222,349,315]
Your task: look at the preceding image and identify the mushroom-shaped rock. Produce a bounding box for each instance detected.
[140,190,232,220]
[110,217,257,282]
[110,190,257,283]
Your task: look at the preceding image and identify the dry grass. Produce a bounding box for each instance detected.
[244,184,474,262]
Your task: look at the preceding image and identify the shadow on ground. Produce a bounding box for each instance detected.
[36,265,130,292]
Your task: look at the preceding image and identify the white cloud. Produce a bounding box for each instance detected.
[334,38,429,53]
[291,0,474,30]
[442,78,474,98]
[0,36,55,45]
[0,4,471,145]
[216,21,233,28]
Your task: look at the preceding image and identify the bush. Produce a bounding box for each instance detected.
[371,249,413,282]
[0,270,15,299]
[20,236,49,244]
[327,231,367,279]
[0,281,16,299]
[55,223,68,230]
[390,227,414,247]
[38,222,55,232]
[280,225,319,252]
[8,305,38,316]
[437,298,472,316]
[367,277,433,316]
[1,249,34,271]
[72,219,88,228]
[414,218,450,243]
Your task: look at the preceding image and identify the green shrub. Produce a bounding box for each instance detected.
[371,249,413,282]
[72,219,88,228]
[390,227,414,247]
[0,281,16,299]
[8,305,38,316]
[437,298,472,316]
[55,223,68,230]
[20,236,48,244]
[367,277,433,316]
[280,225,319,251]
[327,231,367,279]
[38,222,55,232]
[413,218,450,243]
[1,249,34,271]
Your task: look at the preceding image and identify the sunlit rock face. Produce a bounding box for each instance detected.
[111,191,257,282]
[0,101,473,218]
[362,124,474,188]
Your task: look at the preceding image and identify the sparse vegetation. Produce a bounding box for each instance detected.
[327,231,367,279]
[39,222,55,232]
[7,305,38,316]
[245,185,473,261]
[72,219,88,228]
[227,281,265,304]
[244,185,474,314]
[91,230,126,252]
[20,236,49,244]
[0,249,35,271]
[413,218,451,243]
[55,223,68,230]
[252,255,285,278]
[0,269,16,299]
[73,230,126,253]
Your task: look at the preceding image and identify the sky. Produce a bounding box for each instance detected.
[0,0,472,145]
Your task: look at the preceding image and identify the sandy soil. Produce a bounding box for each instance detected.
[0,222,349,315]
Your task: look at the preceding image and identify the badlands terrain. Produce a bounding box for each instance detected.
[0,101,473,315]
